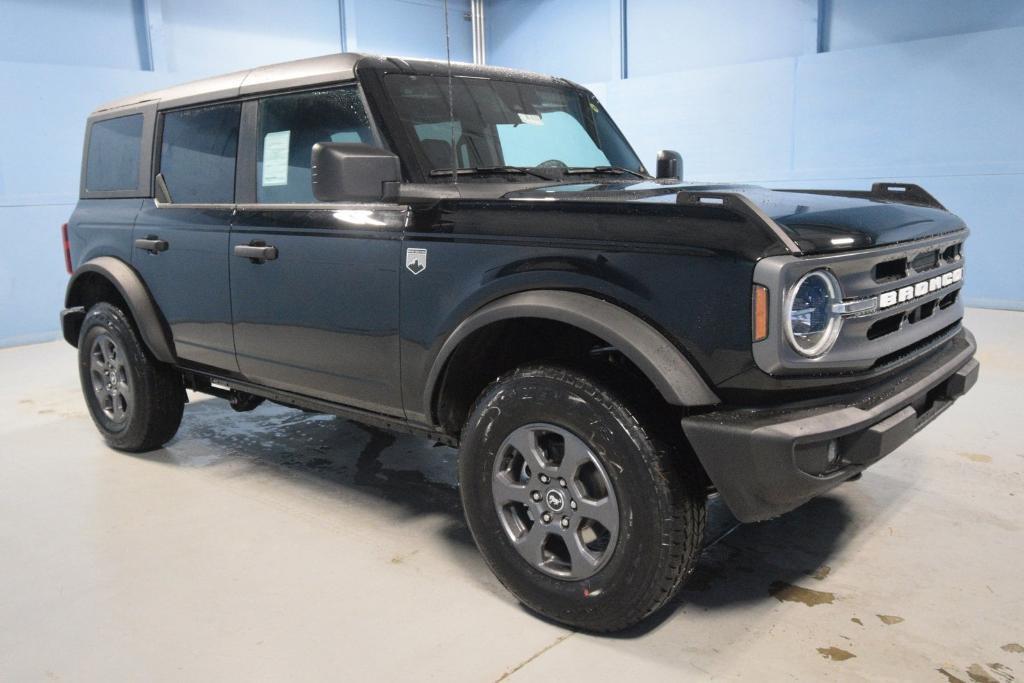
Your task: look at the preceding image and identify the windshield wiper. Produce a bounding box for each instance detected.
[429,166,561,181]
[565,166,649,179]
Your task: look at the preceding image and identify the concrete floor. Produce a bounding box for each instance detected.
[0,308,1021,681]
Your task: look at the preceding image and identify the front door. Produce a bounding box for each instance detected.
[229,85,404,415]
[133,102,241,372]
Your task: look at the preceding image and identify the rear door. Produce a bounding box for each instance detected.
[229,85,404,416]
[133,102,241,371]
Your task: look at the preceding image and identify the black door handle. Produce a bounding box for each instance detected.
[234,243,278,263]
[134,237,169,254]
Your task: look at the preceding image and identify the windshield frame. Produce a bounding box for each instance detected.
[356,63,647,185]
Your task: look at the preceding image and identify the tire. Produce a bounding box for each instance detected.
[458,364,706,632]
[77,302,184,452]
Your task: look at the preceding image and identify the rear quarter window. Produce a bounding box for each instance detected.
[85,114,144,192]
[158,103,240,204]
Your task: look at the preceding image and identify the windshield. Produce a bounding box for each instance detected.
[383,74,645,180]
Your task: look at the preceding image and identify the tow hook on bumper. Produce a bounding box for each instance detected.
[681,329,978,523]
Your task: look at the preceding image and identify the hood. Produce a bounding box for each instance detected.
[501,181,966,254]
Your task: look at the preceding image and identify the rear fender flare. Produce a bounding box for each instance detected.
[64,256,176,363]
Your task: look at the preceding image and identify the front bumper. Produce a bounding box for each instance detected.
[682,328,978,522]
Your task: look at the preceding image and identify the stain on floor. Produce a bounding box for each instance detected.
[878,614,905,625]
[938,668,967,683]
[1002,644,1024,654]
[809,565,831,580]
[964,662,1014,683]
[817,646,856,661]
[390,549,420,565]
[959,452,993,463]
[769,581,835,607]
[851,617,863,626]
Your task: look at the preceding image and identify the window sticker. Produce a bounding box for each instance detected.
[517,113,543,126]
[262,130,291,186]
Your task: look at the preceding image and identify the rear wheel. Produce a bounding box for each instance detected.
[78,302,184,452]
[458,364,706,632]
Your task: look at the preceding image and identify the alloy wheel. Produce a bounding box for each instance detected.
[89,333,133,425]
[491,423,619,580]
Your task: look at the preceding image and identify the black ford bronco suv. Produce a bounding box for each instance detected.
[61,54,978,632]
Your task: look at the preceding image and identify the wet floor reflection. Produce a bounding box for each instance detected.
[154,397,852,633]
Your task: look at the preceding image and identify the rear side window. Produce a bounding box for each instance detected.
[159,103,241,204]
[85,114,143,192]
[257,86,373,203]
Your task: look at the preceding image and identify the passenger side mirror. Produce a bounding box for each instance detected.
[655,150,683,181]
[311,142,401,203]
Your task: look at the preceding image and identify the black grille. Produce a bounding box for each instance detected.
[867,313,903,340]
[911,250,939,272]
[874,257,907,283]
[939,290,959,310]
[942,243,963,263]
[752,230,967,376]
[872,320,962,369]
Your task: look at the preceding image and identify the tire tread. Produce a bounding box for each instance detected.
[79,302,183,452]
[461,363,706,632]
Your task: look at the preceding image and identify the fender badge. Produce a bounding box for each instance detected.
[406,248,427,275]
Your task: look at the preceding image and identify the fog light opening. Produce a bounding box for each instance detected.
[794,439,844,477]
[825,440,840,469]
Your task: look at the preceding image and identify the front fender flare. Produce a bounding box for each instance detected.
[424,290,719,420]
[64,257,176,363]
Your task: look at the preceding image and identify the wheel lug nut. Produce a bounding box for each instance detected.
[541,512,552,524]
[531,491,541,502]
[559,478,567,488]
[570,500,577,510]
[538,474,550,484]
[560,517,570,529]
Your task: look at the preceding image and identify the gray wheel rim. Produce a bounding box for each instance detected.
[491,423,619,580]
[89,334,132,425]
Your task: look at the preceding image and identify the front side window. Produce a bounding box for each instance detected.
[257,86,374,203]
[383,75,643,179]
[85,114,143,192]
[159,103,240,204]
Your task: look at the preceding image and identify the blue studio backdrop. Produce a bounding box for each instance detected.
[1,0,1021,346]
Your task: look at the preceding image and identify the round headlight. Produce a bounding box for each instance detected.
[785,270,842,357]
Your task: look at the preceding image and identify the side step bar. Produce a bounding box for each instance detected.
[181,369,458,447]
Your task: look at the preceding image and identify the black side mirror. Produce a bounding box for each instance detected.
[655,149,683,181]
[311,142,401,203]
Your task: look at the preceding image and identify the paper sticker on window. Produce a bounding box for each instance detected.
[262,130,290,186]
[518,113,543,126]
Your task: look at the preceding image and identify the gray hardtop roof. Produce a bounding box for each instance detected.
[90,53,575,117]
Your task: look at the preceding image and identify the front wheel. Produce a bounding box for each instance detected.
[78,302,184,452]
[458,365,706,632]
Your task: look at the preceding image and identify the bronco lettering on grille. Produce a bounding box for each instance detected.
[878,267,963,309]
